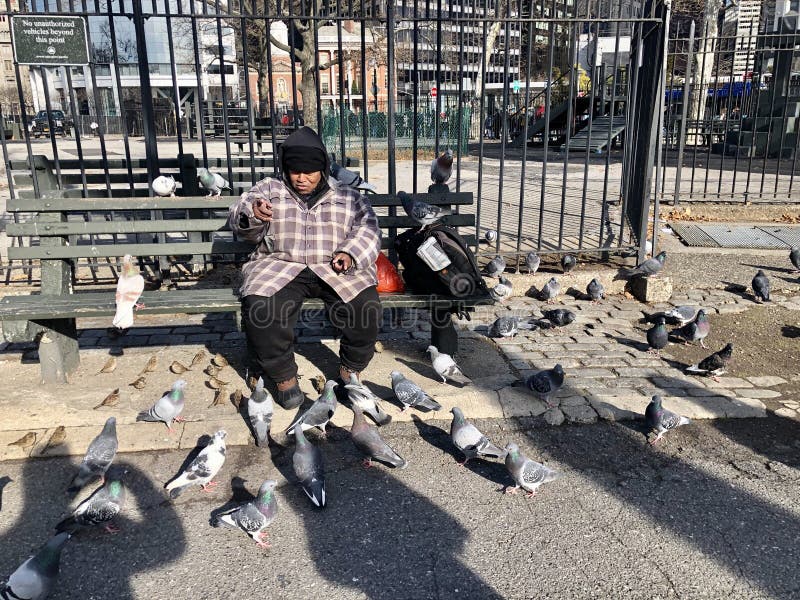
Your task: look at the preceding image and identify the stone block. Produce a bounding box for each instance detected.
[497,386,548,418]
[745,376,787,387]
[562,403,598,424]
[543,407,565,426]
[586,393,648,421]
[735,388,782,399]
[775,407,797,419]
[627,276,673,303]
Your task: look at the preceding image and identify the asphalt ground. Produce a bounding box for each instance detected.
[1,416,799,600]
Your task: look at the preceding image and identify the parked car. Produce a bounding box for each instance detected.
[30,110,72,138]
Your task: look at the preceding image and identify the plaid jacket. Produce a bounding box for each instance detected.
[229,176,381,303]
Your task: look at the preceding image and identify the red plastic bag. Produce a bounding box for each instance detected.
[376,253,405,293]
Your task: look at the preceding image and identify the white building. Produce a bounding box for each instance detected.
[721,0,763,78]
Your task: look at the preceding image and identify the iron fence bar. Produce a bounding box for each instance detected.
[514,12,535,267]
[311,4,322,134]
[772,41,796,199]
[620,17,643,247]
[38,68,64,189]
[758,43,782,201]
[286,3,300,141]
[454,3,465,193]
[473,7,488,253]
[63,69,88,199]
[335,3,346,164]
[386,0,397,196]
[537,18,556,251]
[263,5,279,175]
[189,0,209,166]
[557,21,577,250]
[577,19,599,249]
[494,8,512,255]
[434,0,442,156]
[673,20,695,207]
[651,0,670,255]
[701,29,725,201]
[742,40,766,205]
[716,30,738,201]
[359,15,368,183]
[410,0,419,193]
[598,13,622,246]
[0,105,15,202]
[213,3,234,194]
[165,5,185,157]
[238,8,256,184]
[105,1,135,193]
[688,15,713,202]
[133,0,160,179]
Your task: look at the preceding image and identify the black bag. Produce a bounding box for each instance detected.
[394,223,489,298]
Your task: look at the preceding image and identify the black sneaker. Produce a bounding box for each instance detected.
[275,383,306,410]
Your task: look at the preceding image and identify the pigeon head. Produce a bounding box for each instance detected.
[498,275,511,286]
[720,343,734,358]
[552,364,565,381]
[756,269,766,277]
[173,379,188,391]
[255,377,265,392]
[650,395,663,409]
[504,442,520,458]
[213,429,228,442]
[121,254,138,277]
[426,345,438,355]
[548,277,558,286]
[696,309,708,322]
[390,370,402,381]
[450,406,465,422]
[655,316,666,327]
[257,480,278,500]
[102,416,117,432]
[324,380,339,392]
[655,251,667,263]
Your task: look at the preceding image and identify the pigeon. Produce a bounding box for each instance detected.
[646,316,669,354]
[664,305,700,326]
[525,251,540,274]
[398,190,451,227]
[390,371,441,412]
[484,255,506,278]
[136,380,187,433]
[292,418,326,508]
[686,342,733,381]
[449,407,505,465]
[56,468,127,534]
[674,309,710,348]
[541,309,575,327]
[247,377,274,447]
[286,380,338,437]
[330,159,377,193]
[484,229,498,243]
[645,395,691,444]
[503,442,561,497]
[427,345,471,385]
[165,429,227,498]
[536,277,561,303]
[791,246,800,272]
[197,168,230,196]
[752,269,770,303]
[350,405,407,469]
[525,364,565,408]
[560,254,577,275]
[66,417,118,495]
[626,250,667,278]
[586,278,605,303]
[1,532,71,600]
[213,480,278,548]
[430,148,454,184]
[152,175,177,197]
[490,275,513,303]
[112,254,145,330]
[487,316,534,338]
[344,373,391,426]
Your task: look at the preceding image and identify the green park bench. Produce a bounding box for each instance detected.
[1,156,491,382]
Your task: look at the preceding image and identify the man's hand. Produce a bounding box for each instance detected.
[252,198,273,222]
[331,252,353,274]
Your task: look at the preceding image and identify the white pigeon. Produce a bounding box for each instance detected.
[197,167,230,197]
[165,429,227,498]
[490,275,513,303]
[112,254,145,330]
[152,175,177,197]
[247,377,274,447]
[427,345,471,385]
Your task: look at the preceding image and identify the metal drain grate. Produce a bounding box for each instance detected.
[671,223,800,249]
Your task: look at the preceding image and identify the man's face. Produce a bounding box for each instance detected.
[288,170,322,195]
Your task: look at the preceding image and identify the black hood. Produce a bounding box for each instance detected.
[278,126,330,177]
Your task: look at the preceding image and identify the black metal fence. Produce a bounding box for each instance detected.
[1,0,669,277]
[658,12,800,204]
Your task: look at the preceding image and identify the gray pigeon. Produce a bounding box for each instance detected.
[1,532,71,600]
[398,190,451,227]
[646,316,668,355]
[390,371,441,412]
[66,417,118,494]
[165,430,227,499]
[292,418,326,508]
[536,277,561,303]
[504,442,561,497]
[586,278,605,303]
[626,251,667,278]
[752,269,770,303]
[490,275,513,303]
[247,377,274,447]
[674,309,710,348]
[427,345,471,385]
[136,379,186,433]
[791,246,800,272]
[449,407,505,465]
[686,342,733,381]
[430,148,454,184]
[484,255,506,278]
[350,405,407,469]
[330,160,376,193]
[664,305,700,326]
[541,309,575,327]
[56,468,127,534]
[645,395,690,444]
[525,251,540,274]
[344,373,392,426]
[197,168,230,196]
[560,254,577,275]
[487,316,534,338]
[286,380,338,436]
[525,364,565,407]
[484,229,498,243]
[213,480,278,548]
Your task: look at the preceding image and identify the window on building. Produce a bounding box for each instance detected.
[321,81,330,94]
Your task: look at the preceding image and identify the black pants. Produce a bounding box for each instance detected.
[242,267,381,383]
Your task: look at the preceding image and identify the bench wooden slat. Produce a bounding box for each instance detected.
[9,158,184,171]
[0,289,492,321]
[7,192,474,212]
[7,241,254,260]
[6,214,475,237]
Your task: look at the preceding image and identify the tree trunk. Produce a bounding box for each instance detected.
[257,64,270,118]
[298,28,319,131]
[689,0,721,123]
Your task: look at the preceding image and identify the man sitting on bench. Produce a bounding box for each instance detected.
[229,126,382,409]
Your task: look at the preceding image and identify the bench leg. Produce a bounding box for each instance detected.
[36,318,79,384]
[430,308,459,356]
